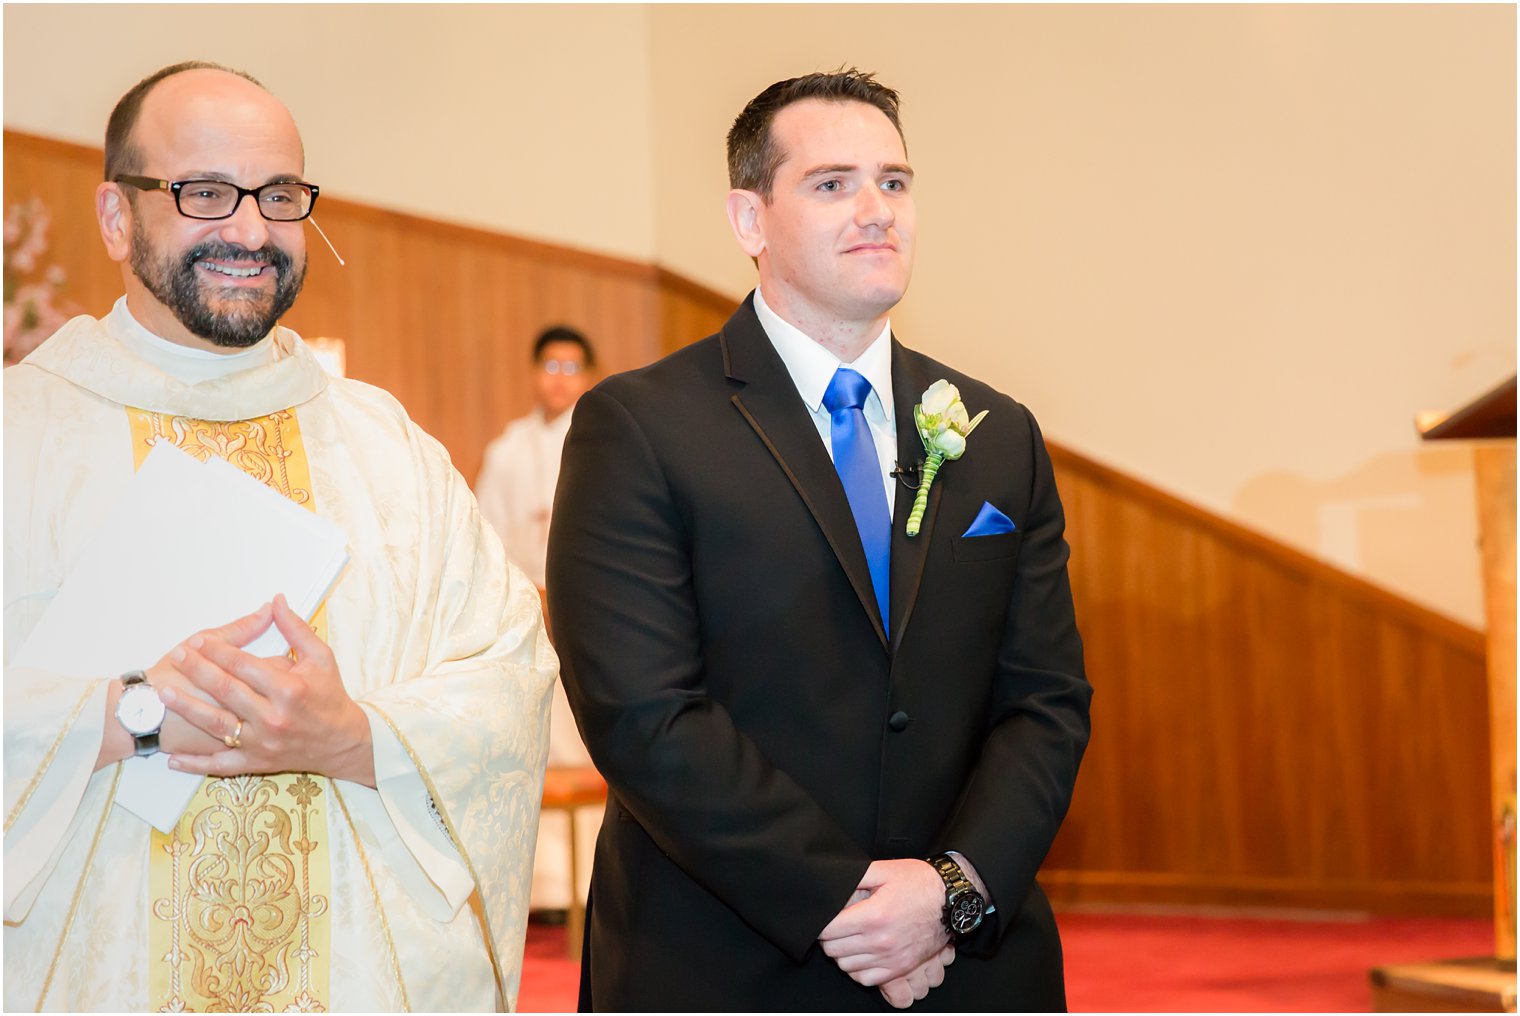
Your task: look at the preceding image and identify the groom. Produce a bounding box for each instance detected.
[548,69,1091,1011]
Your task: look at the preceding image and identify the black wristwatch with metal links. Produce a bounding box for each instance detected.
[927,853,986,939]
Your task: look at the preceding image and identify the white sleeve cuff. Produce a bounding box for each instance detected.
[333,707,475,921]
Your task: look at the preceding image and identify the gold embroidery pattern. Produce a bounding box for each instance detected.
[151,775,331,1013]
[126,408,311,506]
[131,408,332,1012]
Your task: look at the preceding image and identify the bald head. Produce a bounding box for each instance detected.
[104,62,302,182]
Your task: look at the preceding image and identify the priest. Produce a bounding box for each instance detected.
[3,62,554,1011]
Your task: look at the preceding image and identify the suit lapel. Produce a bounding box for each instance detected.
[888,341,940,651]
[722,297,889,647]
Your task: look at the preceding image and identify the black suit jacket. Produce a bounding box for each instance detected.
[547,295,1091,1012]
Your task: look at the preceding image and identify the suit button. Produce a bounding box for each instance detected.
[888,711,911,732]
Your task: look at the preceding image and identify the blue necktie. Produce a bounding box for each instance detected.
[822,368,891,628]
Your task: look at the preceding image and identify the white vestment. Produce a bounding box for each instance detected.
[3,305,556,1011]
[476,408,571,591]
[476,410,599,911]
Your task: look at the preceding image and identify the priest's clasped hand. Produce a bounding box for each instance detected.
[152,594,376,787]
[819,858,954,1008]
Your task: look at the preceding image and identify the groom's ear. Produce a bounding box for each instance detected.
[725,189,766,260]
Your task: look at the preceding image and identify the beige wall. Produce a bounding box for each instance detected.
[649,4,1513,628]
[5,4,1512,627]
[2,4,658,260]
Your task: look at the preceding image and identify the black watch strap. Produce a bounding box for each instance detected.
[120,670,161,757]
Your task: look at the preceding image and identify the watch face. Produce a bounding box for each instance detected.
[118,685,165,735]
[949,892,985,934]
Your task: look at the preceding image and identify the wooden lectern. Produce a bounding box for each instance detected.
[1371,377,1517,1013]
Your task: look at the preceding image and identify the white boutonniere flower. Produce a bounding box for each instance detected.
[906,380,988,537]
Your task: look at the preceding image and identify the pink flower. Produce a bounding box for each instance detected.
[5,198,75,366]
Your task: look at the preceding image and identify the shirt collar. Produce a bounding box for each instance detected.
[752,286,895,424]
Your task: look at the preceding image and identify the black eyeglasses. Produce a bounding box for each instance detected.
[113,175,320,222]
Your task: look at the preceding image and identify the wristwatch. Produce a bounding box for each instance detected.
[928,853,986,939]
[114,670,165,757]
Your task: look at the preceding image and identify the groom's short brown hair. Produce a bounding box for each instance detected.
[726,68,905,201]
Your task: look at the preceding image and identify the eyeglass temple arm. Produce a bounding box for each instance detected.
[113,175,170,193]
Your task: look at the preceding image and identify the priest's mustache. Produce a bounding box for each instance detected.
[183,240,294,277]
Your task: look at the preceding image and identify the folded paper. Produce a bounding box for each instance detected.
[12,442,349,831]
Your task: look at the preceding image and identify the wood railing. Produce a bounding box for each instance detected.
[5,127,1490,915]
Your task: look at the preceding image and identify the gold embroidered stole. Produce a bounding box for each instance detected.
[130,408,332,1013]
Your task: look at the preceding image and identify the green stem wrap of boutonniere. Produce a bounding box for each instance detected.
[905,379,989,537]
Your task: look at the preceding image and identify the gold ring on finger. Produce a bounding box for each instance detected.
[223,719,243,750]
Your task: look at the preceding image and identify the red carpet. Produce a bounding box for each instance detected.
[517,922,583,1014]
[515,910,1495,1012]
[1060,909,1493,1012]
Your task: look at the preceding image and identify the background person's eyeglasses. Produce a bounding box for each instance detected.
[113,175,320,222]
[541,360,583,376]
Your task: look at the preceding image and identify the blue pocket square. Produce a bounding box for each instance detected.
[963,501,1016,538]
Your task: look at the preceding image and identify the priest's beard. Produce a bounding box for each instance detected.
[130,220,306,349]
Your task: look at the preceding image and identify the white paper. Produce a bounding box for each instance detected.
[13,442,350,830]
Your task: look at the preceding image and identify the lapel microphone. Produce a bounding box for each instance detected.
[308,216,347,266]
[891,460,924,489]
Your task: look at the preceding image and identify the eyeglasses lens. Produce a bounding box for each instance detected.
[177,182,314,221]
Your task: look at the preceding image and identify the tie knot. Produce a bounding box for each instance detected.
[823,368,873,414]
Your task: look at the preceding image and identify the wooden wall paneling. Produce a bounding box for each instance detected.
[471,244,529,482]
[354,221,407,400]
[382,222,432,433]
[418,226,468,456]
[1475,444,1517,957]
[1044,444,1492,915]
[450,244,540,478]
[655,266,736,356]
[485,248,540,472]
[447,232,495,479]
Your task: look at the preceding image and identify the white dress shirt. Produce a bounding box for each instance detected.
[753,289,996,910]
[751,287,898,517]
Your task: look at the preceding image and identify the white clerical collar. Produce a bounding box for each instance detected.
[107,296,275,385]
[752,286,895,424]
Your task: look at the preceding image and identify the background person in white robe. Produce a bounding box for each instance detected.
[477,327,600,916]
[477,326,595,591]
[3,61,554,1011]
